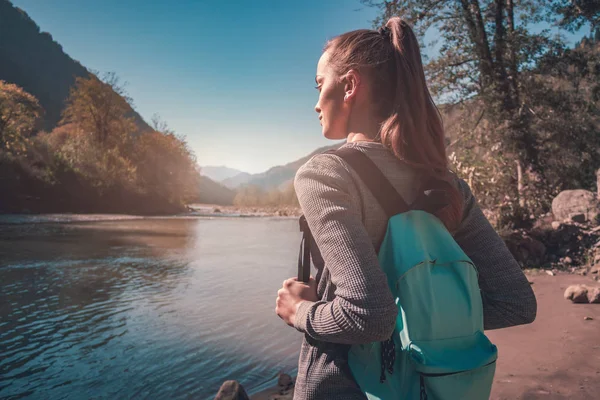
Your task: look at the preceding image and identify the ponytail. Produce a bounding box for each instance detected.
[325,17,463,232]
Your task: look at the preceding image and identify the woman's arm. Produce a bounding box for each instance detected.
[292,154,398,344]
[453,178,537,330]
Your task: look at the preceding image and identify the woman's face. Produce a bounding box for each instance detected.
[314,51,349,140]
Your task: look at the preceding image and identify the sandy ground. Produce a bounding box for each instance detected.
[250,273,600,400]
[488,273,600,400]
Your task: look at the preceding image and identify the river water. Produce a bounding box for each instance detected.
[0,214,304,399]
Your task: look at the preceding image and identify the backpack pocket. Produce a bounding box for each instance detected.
[408,332,498,400]
[420,359,496,400]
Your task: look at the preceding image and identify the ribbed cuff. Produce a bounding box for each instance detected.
[294,300,314,332]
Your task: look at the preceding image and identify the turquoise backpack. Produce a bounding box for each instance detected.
[298,147,498,400]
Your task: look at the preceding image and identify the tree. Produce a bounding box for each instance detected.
[550,0,600,32]
[0,80,42,154]
[48,72,140,191]
[133,118,200,206]
[60,72,136,148]
[363,0,599,225]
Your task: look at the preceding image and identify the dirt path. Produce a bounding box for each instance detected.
[488,273,600,400]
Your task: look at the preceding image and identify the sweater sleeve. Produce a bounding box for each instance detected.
[453,178,537,330]
[292,153,398,344]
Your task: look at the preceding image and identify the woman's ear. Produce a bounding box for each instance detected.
[342,69,361,102]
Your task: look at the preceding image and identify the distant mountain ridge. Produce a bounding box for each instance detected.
[221,142,344,190]
[199,166,247,182]
[0,0,150,131]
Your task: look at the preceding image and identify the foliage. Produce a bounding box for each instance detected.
[133,115,200,205]
[0,80,42,154]
[0,75,202,214]
[233,182,299,208]
[60,72,136,148]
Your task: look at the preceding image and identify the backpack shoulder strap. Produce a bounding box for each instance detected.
[328,147,410,217]
[329,147,452,218]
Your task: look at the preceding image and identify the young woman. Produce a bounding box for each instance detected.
[275,17,537,400]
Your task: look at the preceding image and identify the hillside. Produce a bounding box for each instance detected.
[0,0,150,132]
[197,175,236,205]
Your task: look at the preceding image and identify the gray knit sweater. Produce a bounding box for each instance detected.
[291,141,537,400]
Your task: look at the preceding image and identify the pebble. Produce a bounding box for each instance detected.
[584,316,593,321]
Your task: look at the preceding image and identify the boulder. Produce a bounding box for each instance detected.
[214,380,250,400]
[552,190,600,224]
[564,285,589,303]
[278,373,293,387]
[588,287,600,304]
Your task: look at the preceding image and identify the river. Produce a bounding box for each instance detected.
[0,214,304,400]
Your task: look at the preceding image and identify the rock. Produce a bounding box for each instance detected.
[503,232,547,266]
[564,284,589,303]
[278,373,293,387]
[213,208,222,213]
[552,190,600,224]
[546,270,554,276]
[552,221,562,230]
[533,215,555,232]
[584,316,594,320]
[571,213,587,223]
[214,380,250,400]
[588,287,600,304]
[563,256,573,265]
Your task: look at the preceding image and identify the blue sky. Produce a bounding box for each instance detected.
[11,1,588,174]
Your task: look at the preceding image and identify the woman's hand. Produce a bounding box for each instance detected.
[276,276,318,327]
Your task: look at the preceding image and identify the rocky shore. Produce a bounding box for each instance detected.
[213,373,295,400]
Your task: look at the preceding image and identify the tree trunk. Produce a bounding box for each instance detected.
[597,168,600,199]
[506,0,520,104]
[494,0,512,108]
[460,0,495,89]
[516,159,525,208]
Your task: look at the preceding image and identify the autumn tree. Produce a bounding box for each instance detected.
[133,114,201,206]
[0,80,42,154]
[60,72,136,148]
[49,72,138,191]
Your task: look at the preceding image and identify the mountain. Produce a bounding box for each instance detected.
[0,0,150,131]
[197,175,236,205]
[223,142,344,190]
[220,172,253,189]
[199,166,247,182]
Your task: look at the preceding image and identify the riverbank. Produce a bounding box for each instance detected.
[242,270,600,400]
[187,204,302,218]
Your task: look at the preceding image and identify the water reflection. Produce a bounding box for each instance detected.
[0,217,303,400]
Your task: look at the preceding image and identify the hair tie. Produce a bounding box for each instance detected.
[377,26,391,40]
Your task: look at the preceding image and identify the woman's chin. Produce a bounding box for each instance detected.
[323,130,346,141]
